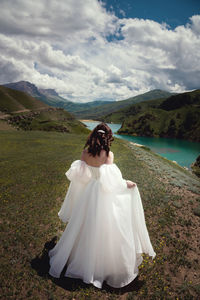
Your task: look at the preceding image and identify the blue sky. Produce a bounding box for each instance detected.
[0,0,199,102]
[103,0,200,28]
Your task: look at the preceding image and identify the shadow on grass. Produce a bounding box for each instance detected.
[31,236,144,295]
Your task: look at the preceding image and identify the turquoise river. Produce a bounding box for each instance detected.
[82,121,200,169]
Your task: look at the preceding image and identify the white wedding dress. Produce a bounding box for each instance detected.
[48,160,156,289]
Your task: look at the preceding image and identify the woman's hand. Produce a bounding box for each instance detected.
[126,180,136,189]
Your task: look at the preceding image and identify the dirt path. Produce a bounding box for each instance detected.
[12,106,49,113]
[0,107,55,120]
[11,109,30,113]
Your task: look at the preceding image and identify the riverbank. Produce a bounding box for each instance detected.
[79,119,99,123]
[0,130,200,299]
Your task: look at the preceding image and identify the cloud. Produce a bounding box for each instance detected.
[0,0,199,102]
[106,65,123,83]
[0,0,116,41]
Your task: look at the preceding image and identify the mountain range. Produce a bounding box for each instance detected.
[3,81,173,119]
[4,81,116,116]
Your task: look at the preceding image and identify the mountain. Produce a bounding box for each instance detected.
[3,81,116,115]
[115,89,200,142]
[3,82,175,120]
[71,89,174,119]
[4,81,41,98]
[0,85,88,134]
[4,81,71,107]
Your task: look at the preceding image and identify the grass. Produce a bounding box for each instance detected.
[0,130,200,299]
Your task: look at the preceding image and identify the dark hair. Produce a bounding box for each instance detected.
[84,122,114,157]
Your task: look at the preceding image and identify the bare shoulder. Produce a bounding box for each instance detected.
[105,151,114,164]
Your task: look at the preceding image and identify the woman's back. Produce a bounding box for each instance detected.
[81,149,113,167]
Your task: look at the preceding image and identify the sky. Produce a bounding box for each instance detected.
[0,0,199,102]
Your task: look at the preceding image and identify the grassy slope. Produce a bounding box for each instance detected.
[0,86,48,112]
[0,131,200,299]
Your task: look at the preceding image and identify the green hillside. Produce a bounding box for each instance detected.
[0,86,88,134]
[74,89,173,119]
[0,85,48,112]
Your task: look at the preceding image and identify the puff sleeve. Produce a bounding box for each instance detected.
[99,163,127,193]
[65,160,92,184]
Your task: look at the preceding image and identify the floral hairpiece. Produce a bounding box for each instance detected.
[97,129,105,133]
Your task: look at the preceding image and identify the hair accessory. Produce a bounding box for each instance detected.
[97,129,105,133]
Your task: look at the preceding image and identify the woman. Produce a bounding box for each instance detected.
[48,122,156,289]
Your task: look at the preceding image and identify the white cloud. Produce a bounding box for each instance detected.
[0,0,199,102]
